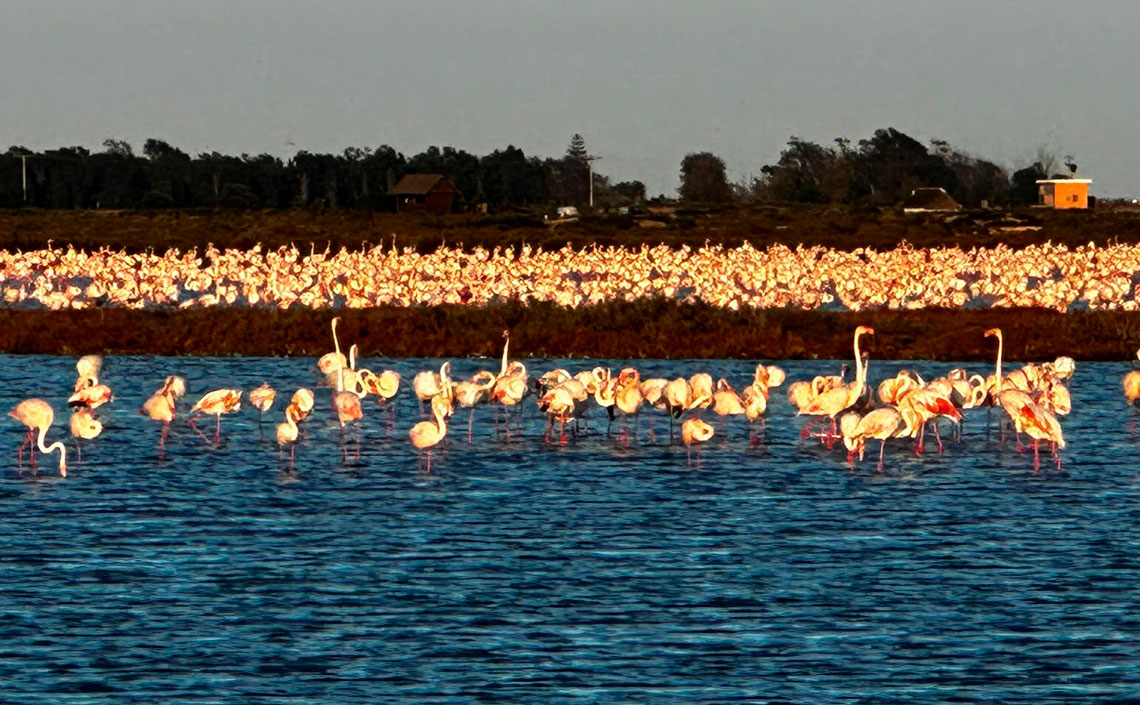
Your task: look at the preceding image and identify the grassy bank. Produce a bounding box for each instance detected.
[5,206,1140,254]
[4,302,1140,361]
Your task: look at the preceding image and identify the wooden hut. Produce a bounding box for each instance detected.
[388,174,459,214]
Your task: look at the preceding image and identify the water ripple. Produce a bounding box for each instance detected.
[1,356,1139,702]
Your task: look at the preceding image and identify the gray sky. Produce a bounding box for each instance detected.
[3,0,1139,198]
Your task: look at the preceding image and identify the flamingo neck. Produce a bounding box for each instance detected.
[853,331,866,394]
[995,332,1003,381]
[500,337,509,377]
[332,319,344,391]
[36,426,67,475]
[434,404,448,435]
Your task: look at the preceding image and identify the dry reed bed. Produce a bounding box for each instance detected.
[3,303,1139,361]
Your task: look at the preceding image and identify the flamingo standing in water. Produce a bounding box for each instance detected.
[800,326,874,446]
[9,399,67,477]
[1017,401,1066,471]
[276,403,301,469]
[452,370,497,440]
[840,407,905,472]
[73,355,103,392]
[681,417,714,467]
[249,382,276,435]
[290,388,315,423]
[189,389,242,445]
[69,408,103,461]
[141,375,185,454]
[1124,350,1140,429]
[410,394,453,471]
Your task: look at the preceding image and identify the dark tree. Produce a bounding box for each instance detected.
[679,152,733,203]
[406,146,480,206]
[757,137,851,204]
[1010,162,1048,206]
[143,139,192,206]
[566,133,588,162]
[478,146,545,207]
[850,128,952,205]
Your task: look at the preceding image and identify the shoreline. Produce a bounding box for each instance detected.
[4,303,1139,361]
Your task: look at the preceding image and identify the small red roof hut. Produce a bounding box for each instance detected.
[388,174,459,214]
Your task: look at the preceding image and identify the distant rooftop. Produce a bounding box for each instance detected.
[388,174,458,195]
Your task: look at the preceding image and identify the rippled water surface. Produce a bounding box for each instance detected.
[3,355,1140,703]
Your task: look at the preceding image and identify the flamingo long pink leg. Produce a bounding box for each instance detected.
[188,414,211,444]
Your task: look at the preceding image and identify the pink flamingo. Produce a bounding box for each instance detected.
[9,399,67,477]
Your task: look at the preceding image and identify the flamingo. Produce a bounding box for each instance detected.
[688,373,714,411]
[800,326,874,445]
[140,376,184,453]
[593,376,618,428]
[410,394,452,471]
[73,355,103,392]
[896,387,962,454]
[290,388,315,423]
[413,361,452,412]
[276,403,300,469]
[249,382,276,434]
[452,370,497,439]
[681,417,714,467]
[69,408,102,461]
[490,360,529,434]
[334,358,365,432]
[841,407,905,472]
[640,377,669,410]
[711,379,746,438]
[360,368,401,409]
[327,315,366,440]
[1017,401,1066,471]
[984,328,1034,400]
[877,370,923,405]
[189,389,242,444]
[996,388,1037,451]
[67,383,113,410]
[612,369,644,438]
[318,317,348,382]
[539,384,582,444]
[788,364,849,414]
[9,399,67,477]
[1123,349,1140,411]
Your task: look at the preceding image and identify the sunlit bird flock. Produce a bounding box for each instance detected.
[10,314,1126,480]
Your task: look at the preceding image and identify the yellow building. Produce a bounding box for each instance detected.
[1036,179,1092,209]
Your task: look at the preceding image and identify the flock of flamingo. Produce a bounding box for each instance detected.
[9,316,1140,478]
[6,240,1140,312]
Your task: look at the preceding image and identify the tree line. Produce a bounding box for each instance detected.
[2,127,1068,211]
[1,135,645,211]
[684,128,1074,209]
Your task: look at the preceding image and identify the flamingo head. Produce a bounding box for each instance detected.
[855,325,875,336]
[984,328,1000,339]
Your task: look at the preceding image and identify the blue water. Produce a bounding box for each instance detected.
[2,355,1140,703]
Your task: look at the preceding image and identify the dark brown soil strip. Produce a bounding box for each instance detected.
[3,302,1139,361]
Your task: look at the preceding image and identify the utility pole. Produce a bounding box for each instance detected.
[19,154,28,203]
[586,155,601,208]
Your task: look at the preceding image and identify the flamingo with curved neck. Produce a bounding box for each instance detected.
[499,330,510,378]
[985,327,1003,398]
[851,325,873,400]
[799,325,874,446]
[9,399,67,477]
